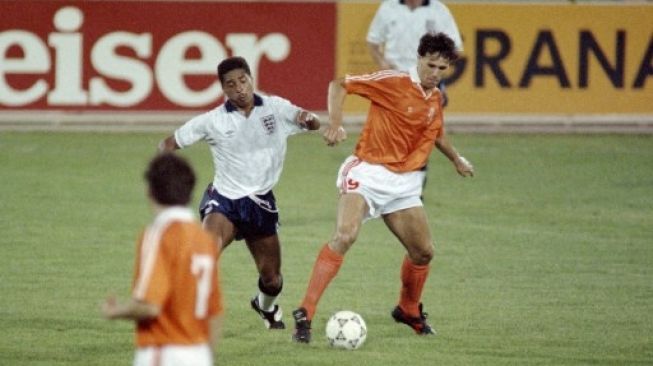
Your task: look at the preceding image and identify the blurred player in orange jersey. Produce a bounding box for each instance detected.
[292,33,473,343]
[102,153,223,366]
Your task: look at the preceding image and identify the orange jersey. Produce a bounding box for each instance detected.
[345,69,444,173]
[131,207,222,347]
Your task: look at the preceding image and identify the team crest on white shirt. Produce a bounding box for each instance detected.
[261,114,276,135]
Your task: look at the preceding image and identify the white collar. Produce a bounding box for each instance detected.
[409,66,434,98]
[409,66,421,85]
[153,206,194,226]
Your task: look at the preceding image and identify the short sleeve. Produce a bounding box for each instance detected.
[174,111,213,148]
[366,2,389,44]
[132,228,172,306]
[141,252,171,306]
[344,71,401,110]
[268,96,303,136]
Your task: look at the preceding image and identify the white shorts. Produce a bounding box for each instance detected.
[336,155,424,220]
[133,344,212,366]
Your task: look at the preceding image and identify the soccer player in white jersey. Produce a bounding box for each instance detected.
[367,0,463,73]
[159,56,320,330]
[367,0,462,107]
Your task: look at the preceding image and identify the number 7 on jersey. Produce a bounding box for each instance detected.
[191,254,214,318]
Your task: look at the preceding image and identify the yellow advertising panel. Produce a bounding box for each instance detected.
[337,3,653,115]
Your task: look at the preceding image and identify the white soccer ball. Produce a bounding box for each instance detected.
[325,310,367,350]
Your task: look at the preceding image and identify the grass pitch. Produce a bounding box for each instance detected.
[0,131,651,365]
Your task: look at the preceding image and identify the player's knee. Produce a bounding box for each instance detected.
[332,228,358,251]
[411,246,434,265]
[259,274,283,296]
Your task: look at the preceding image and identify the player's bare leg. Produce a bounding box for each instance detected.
[246,234,285,329]
[293,193,368,343]
[383,207,436,335]
[202,213,237,252]
[383,207,433,265]
[329,193,368,254]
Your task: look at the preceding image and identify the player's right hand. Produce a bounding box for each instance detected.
[102,294,119,319]
[454,156,474,177]
[323,125,347,146]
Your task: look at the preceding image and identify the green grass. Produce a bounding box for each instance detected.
[0,131,651,365]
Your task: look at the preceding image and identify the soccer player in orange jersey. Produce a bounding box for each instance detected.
[292,33,474,343]
[102,153,223,366]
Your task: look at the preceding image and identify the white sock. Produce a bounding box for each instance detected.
[257,291,278,312]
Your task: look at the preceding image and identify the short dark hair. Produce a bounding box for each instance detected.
[417,32,458,62]
[145,153,196,206]
[217,56,251,83]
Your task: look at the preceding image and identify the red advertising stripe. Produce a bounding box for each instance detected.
[0,1,336,111]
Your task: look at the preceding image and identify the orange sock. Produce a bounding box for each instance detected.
[300,244,344,320]
[398,256,430,318]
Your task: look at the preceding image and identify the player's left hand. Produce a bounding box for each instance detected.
[454,156,474,177]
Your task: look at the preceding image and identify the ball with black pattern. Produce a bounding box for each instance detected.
[325,310,367,350]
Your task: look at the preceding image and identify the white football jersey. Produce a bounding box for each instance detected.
[174,94,304,199]
[367,0,463,72]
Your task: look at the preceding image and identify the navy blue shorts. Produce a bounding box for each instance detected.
[199,184,279,241]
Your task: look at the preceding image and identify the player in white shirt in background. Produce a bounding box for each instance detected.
[367,0,463,104]
[159,56,320,330]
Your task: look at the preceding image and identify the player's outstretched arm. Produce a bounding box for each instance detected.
[435,134,474,177]
[158,135,180,153]
[323,78,348,146]
[102,295,160,321]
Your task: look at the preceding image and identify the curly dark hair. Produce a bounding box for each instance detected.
[417,32,458,62]
[145,153,196,205]
[217,56,251,83]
